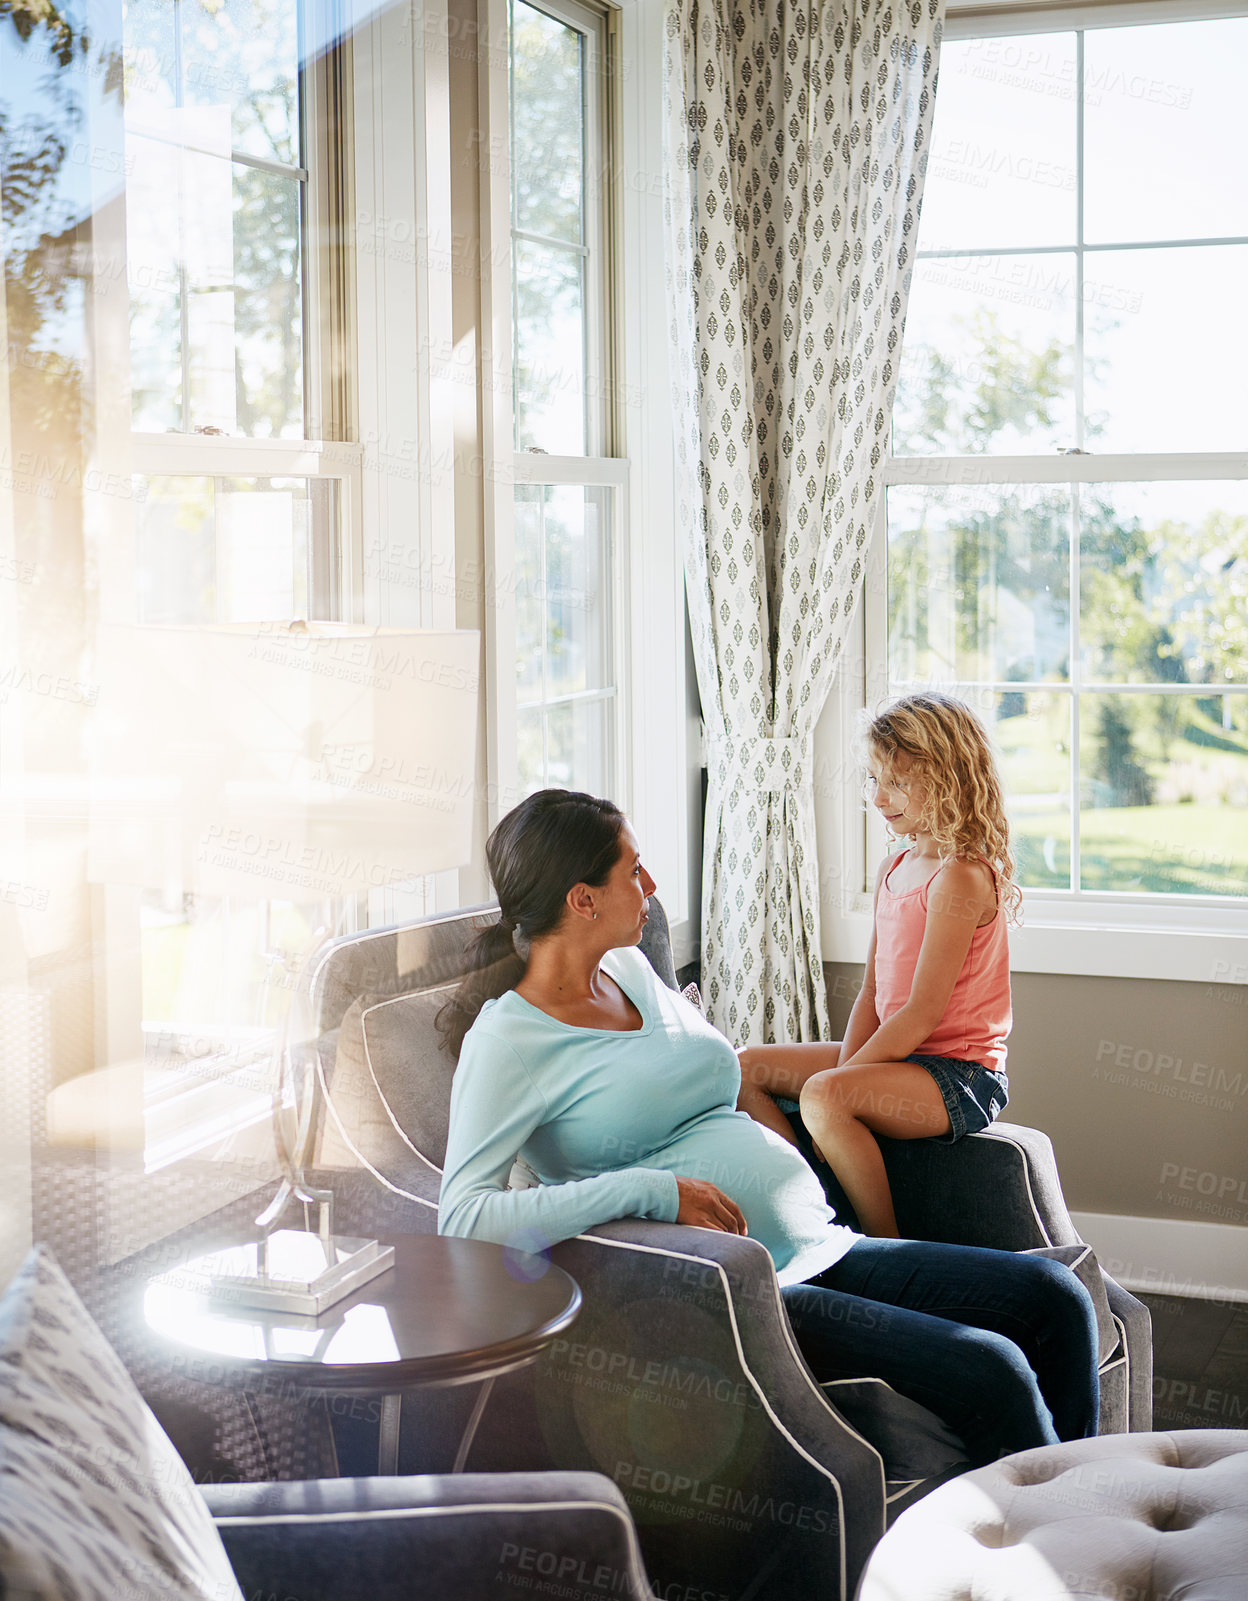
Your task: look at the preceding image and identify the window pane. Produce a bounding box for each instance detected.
[127,124,236,432]
[517,700,612,796]
[512,0,583,245]
[1083,245,1248,454]
[514,483,614,797]
[232,163,304,436]
[125,130,304,435]
[887,485,1070,684]
[185,136,237,431]
[124,1,305,438]
[993,691,1073,891]
[125,0,301,168]
[133,476,333,623]
[181,0,301,167]
[514,487,544,703]
[1080,482,1248,687]
[1084,18,1248,246]
[122,0,179,129]
[922,35,1077,252]
[514,237,586,453]
[546,698,611,795]
[1079,693,1248,895]
[517,706,546,795]
[128,134,185,432]
[515,485,613,700]
[544,486,610,698]
[895,256,1076,454]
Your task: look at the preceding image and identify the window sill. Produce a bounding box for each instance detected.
[822,899,1248,984]
[144,1061,275,1174]
[142,1029,278,1173]
[43,1049,275,1174]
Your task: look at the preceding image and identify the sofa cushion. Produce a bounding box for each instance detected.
[0,1244,244,1601]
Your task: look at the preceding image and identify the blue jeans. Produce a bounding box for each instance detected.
[782,1238,1100,1468]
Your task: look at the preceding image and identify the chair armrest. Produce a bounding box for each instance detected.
[203,1471,654,1601]
[1104,1276,1154,1432]
[881,1122,1085,1250]
[783,1106,1082,1252]
[536,1217,887,1597]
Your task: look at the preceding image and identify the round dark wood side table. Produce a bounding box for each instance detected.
[143,1234,581,1473]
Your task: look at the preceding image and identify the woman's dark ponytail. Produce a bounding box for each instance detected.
[436,789,625,1059]
[435,918,525,1061]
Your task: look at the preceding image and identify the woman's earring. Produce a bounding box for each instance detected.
[592,911,598,920]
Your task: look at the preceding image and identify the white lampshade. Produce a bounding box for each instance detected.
[88,623,479,898]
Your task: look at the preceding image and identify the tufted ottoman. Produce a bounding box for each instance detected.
[858,1430,1248,1600]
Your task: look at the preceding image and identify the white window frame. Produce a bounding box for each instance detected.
[479,0,698,960]
[86,5,368,1211]
[485,0,624,808]
[86,0,466,1243]
[816,0,1248,984]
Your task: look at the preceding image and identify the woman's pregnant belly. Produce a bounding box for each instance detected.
[644,1107,844,1278]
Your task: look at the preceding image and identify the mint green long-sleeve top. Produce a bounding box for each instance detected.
[437,945,859,1286]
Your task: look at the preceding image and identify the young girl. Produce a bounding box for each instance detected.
[737,691,1020,1237]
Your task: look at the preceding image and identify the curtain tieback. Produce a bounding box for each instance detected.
[707,733,810,794]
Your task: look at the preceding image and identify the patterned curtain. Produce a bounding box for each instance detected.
[664,0,944,1044]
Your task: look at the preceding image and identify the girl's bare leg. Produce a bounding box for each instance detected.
[798,1062,951,1237]
[736,1042,841,1146]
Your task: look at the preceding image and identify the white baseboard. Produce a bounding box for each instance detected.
[1071,1211,1248,1305]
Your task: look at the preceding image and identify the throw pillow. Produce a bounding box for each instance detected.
[0,1244,243,1601]
[319,984,459,1173]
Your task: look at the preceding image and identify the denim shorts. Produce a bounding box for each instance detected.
[906,1053,1008,1143]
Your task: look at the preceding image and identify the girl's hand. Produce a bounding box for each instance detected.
[675,1177,749,1235]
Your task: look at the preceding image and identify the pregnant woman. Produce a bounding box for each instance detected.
[437,789,1098,1468]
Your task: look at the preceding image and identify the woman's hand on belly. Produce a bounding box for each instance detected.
[675,1177,749,1235]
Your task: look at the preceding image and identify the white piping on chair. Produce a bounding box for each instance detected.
[1112,1312,1132,1425]
[214,1497,638,1529]
[357,991,447,1177]
[307,902,499,1033]
[573,1229,890,1601]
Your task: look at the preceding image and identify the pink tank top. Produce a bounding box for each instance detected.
[874,850,1012,1073]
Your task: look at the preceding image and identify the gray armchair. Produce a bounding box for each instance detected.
[204,1470,654,1601]
[782,1114,1151,1441]
[285,899,1150,1601]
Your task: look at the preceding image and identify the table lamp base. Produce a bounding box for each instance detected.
[205,1229,395,1316]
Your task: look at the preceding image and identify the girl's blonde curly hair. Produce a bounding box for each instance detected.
[864,692,1023,924]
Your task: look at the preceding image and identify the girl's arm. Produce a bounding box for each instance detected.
[438,1032,681,1244]
[840,857,997,1067]
[838,930,880,1061]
